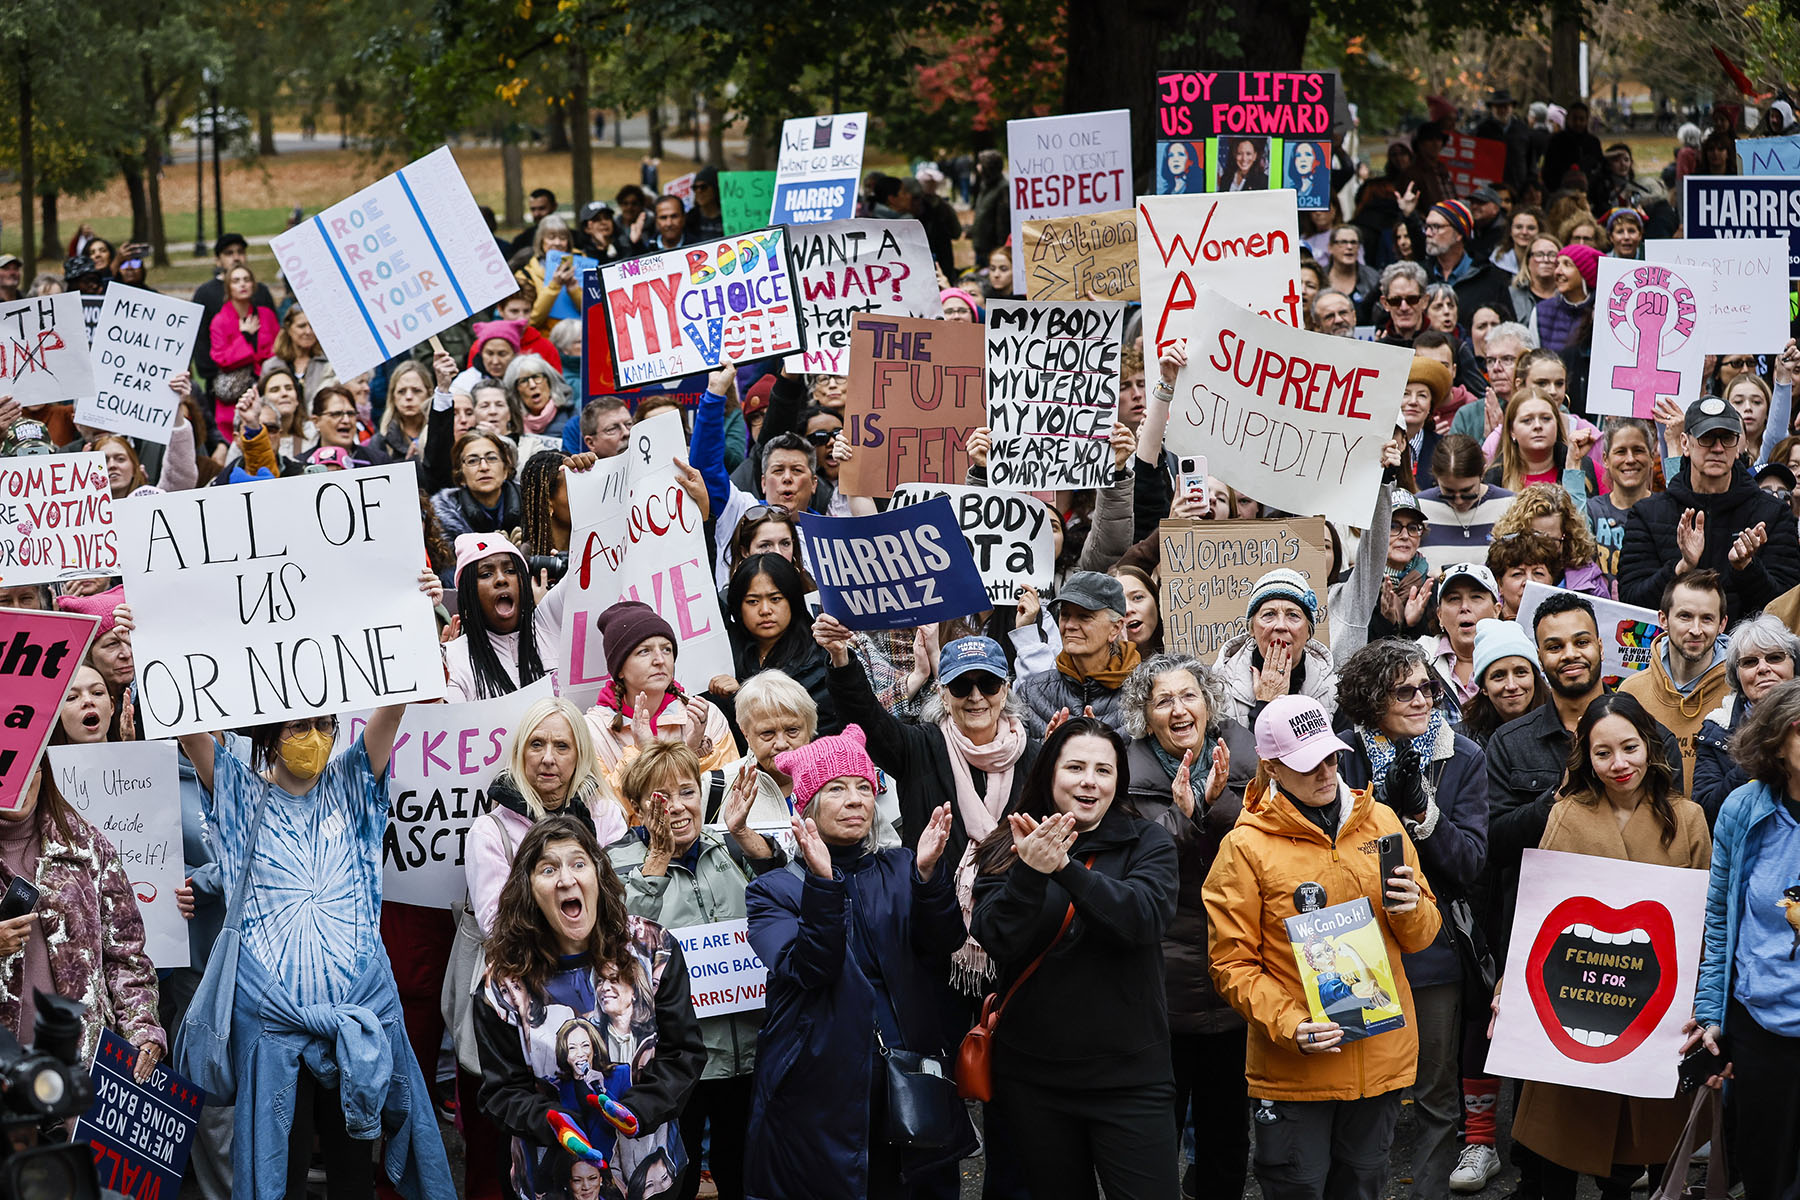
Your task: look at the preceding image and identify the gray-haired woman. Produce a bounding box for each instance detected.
[1121,653,1256,1200]
[501,352,572,438]
[1693,613,1800,823]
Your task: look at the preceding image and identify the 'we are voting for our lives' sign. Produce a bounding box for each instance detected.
[271,146,516,378]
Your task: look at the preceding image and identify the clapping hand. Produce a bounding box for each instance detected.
[547,1110,609,1167]
[1202,737,1230,805]
[1010,811,1076,874]
[1676,509,1707,571]
[1728,521,1768,571]
[580,1087,639,1136]
[792,815,833,880]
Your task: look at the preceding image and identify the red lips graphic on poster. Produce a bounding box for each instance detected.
[1525,896,1678,1064]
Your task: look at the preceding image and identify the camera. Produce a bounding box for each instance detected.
[0,992,104,1200]
[527,552,570,584]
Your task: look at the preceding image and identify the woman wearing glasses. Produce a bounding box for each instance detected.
[1508,235,1563,324]
[174,569,456,1200]
[432,430,520,540]
[1322,224,1380,320]
[1333,639,1490,1200]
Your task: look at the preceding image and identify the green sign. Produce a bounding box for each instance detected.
[720,171,778,234]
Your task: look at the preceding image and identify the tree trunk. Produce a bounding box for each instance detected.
[612,109,622,149]
[501,140,525,226]
[1062,0,1312,184]
[744,117,772,171]
[545,99,570,153]
[1550,0,1584,104]
[648,103,664,159]
[40,191,60,263]
[16,52,35,279]
[569,46,592,210]
[146,130,169,267]
[705,89,726,167]
[258,105,277,155]
[121,155,150,244]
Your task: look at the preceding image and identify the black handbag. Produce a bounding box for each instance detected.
[1443,895,1499,995]
[876,1028,972,1151]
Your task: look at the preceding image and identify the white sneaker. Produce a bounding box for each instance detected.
[1449,1144,1501,1193]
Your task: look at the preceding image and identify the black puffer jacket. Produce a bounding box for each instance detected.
[1123,722,1255,1035]
[1619,463,1800,624]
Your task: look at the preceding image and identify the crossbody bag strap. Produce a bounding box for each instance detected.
[220,778,275,935]
[990,854,1094,1018]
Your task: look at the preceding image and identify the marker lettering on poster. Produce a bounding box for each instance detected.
[784,220,943,374]
[841,316,984,497]
[985,300,1124,491]
[0,452,117,586]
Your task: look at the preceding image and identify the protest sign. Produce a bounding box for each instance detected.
[598,228,800,387]
[1164,285,1408,525]
[0,292,97,405]
[1684,176,1800,279]
[798,496,989,630]
[116,463,445,739]
[1587,258,1710,418]
[581,268,619,398]
[1159,518,1333,658]
[341,679,553,908]
[48,740,185,968]
[986,299,1125,491]
[82,296,104,345]
[665,172,696,207]
[542,249,597,321]
[1285,898,1406,1042]
[721,171,778,235]
[1156,70,1335,137]
[1441,132,1506,192]
[770,112,868,224]
[1137,191,1302,357]
[78,286,203,443]
[1022,209,1140,301]
[840,315,983,498]
[1488,849,1706,1098]
[1205,136,1281,194]
[75,1030,204,1199]
[674,919,767,1017]
[0,609,97,812]
[1516,582,1660,691]
[785,220,943,375]
[270,146,515,378]
[1006,110,1133,262]
[0,452,116,587]
[1644,237,1789,353]
[889,483,1054,605]
[559,410,733,709]
[1736,133,1800,176]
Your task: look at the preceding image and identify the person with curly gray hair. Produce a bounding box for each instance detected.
[1693,612,1800,823]
[1120,653,1257,1200]
[1332,638,1491,1200]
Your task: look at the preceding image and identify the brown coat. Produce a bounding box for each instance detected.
[1510,791,1711,1177]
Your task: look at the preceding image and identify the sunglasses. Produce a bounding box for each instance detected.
[946,673,1006,698]
[744,504,791,523]
[1390,680,1442,705]
[805,428,841,446]
[1386,293,1423,308]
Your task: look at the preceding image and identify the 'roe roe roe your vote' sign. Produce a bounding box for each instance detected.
[1166,286,1409,526]
[271,146,515,379]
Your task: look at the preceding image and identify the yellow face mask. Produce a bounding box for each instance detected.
[278,729,333,780]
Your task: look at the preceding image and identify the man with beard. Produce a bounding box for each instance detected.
[1421,199,1514,322]
[1621,571,1730,790]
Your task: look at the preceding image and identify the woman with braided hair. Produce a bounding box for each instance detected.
[516,448,577,557]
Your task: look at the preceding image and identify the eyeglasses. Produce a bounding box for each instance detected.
[319,408,356,420]
[946,673,1006,698]
[280,717,337,738]
[461,453,503,467]
[1330,237,1360,247]
[1719,358,1753,370]
[1529,251,1560,262]
[805,428,841,446]
[1386,293,1424,308]
[1422,219,1452,233]
[1480,355,1516,370]
[1390,680,1442,705]
[1390,520,1425,538]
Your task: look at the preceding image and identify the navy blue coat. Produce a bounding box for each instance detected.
[1691,696,1746,827]
[743,847,966,1200]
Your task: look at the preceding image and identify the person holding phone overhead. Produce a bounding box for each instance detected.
[1204,694,1441,1200]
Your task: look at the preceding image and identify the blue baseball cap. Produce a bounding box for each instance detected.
[938,636,1009,685]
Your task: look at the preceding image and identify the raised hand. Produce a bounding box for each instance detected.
[1253,642,1294,703]
[1728,521,1768,571]
[706,359,737,399]
[966,426,991,468]
[915,803,953,881]
[673,457,710,520]
[1013,583,1040,627]
[723,763,759,838]
[1109,421,1137,471]
[1203,736,1231,805]
[1170,749,1196,817]
[546,1110,609,1167]
[792,815,832,879]
[812,612,854,666]
[1676,509,1706,570]
[433,350,458,391]
[683,695,713,754]
[1158,340,1187,385]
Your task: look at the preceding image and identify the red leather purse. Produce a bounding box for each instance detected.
[954,882,1082,1101]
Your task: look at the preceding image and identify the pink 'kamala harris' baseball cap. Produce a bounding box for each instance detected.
[1254,695,1350,772]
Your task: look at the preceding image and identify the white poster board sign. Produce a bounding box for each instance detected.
[673,918,767,1017]
[0,452,116,587]
[889,483,1055,605]
[47,740,186,969]
[1007,109,1134,266]
[1587,258,1711,418]
[0,292,97,405]
[1516,582,1661,691]
[770,113,868,224]
[784,220,943,375]
[117,463,446,738]
[1137,191,1302,358]
[1644,238,1789,354]
[78,285,204,443]
[985,299,1124,491]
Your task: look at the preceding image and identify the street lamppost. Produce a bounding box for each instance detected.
[210,76,225,244]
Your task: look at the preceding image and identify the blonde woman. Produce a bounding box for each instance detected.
[516,216,580,331]
[261,305,337,398]
[1489,483,1607,596]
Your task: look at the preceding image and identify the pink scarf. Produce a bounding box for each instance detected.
[522,395,558,433]
[941,713,1027,992]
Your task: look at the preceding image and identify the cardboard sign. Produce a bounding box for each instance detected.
[542,249,597,321]
[1156,70,1335,138]
[1684,176,1800,279]
[1285,898,1406,1042]
[75,1030,204,1199]
[1644,238,1790,353]
[1735,133,1800,176]
[0,609,98,811]
[559,410,733,709]
[784,219,943,375]
[0,292,98,405]
[1488,849,1707,1098]
[1442,132,1506,193]
[1159,517,1333,658]
[1587,259,1710,418]
[344,679,553,908]
[889,483,1054,605]
[116,463,445,738]
[986,299,1124,491]
[48,740,186,968]
[0,452,117,586]
[1137,191,1303,357]
[1006,110,1134,263]
[770,112,868,224]
[1516,582,1660,692]
[720,171,778,235]
[1165,286,1408,525]
[1022,210,1140,301]
[598,228,800,387]
[78,285,204,443]
[674,919,767,1017]
[840,316,983,498]
[270,146,516,379]
[798,497,989,630]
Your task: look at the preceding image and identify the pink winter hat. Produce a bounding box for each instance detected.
[471,318,525,353]
[452,531,524,586]
[55,585,126,637]
[775,724,879,814]
[1560,243,1601,290]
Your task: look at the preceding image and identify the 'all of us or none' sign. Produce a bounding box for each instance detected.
[78,284,203,444]
[985,299,1125,491]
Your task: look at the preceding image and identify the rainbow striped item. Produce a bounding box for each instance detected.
[546,1109,608,1167]
[582,1089,640,1137]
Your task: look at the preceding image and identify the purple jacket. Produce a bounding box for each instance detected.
[1532,292,1593,355]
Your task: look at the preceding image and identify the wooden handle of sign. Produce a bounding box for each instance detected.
[429,335,447,357]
